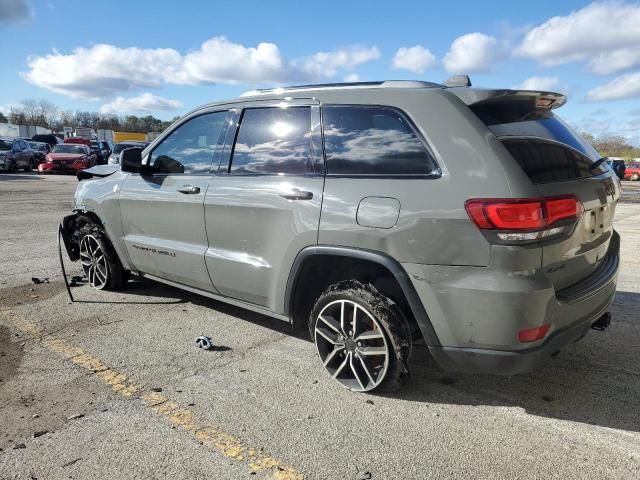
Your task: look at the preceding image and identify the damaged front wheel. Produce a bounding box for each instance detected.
[78,224,123,290]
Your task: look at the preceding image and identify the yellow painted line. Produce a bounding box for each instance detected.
[1,310,304,480]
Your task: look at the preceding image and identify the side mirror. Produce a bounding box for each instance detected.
[121,147,149,173]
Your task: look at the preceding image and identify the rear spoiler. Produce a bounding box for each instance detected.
[447,87,567,110]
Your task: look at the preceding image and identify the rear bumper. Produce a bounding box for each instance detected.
[428,302,613,375]
[403,230,620,374]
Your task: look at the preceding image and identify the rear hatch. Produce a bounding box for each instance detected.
[455,88,620,292]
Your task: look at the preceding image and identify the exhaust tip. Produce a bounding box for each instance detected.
[591,312,611,331]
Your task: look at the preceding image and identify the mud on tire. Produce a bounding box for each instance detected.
[309,280,412,392]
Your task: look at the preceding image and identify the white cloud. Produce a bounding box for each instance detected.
[294,46,380,80]
[443,33,507,73]
[343,73,360,82]
[588,48,640,75]
[176,37,288,85]
[516,1,640,74]
[23,44,182,99]
[0,0,31,23]
[512,76,562,92]
[392,45,437,73]
[99,93,183,114]
[22,38,381,99]
[586,72,640,101]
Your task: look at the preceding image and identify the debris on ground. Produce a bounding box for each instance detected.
[33,430,48,438]
[150,387,163,393]
[31,277,49,285]
[195,335,213,350]
[365,399,374,405]
[67,414,84,421]
[13,443,26,449]
[356,471,372,480]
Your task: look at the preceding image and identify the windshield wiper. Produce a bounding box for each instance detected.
[590,157,607,171]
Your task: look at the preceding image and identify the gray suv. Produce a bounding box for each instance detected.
[0,137,37,172]
[61,78,620,392]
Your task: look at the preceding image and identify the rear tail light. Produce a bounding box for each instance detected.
[518,324,550,343]
[465,196,583,242]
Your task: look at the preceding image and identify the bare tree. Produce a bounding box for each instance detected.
[38,99,58,128]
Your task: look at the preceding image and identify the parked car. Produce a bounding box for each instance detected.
[32,134,62,148]
[90,140,110,165]
[0,137,37,172]
[108,141,149,165]
[605,159,626,180]
[28,141,51,166]
[623,162,640,181]
[38,143,93,174]
[60,79,619,392]
[100,141,113,159]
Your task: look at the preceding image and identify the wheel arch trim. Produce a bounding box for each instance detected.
[284,245,441,347]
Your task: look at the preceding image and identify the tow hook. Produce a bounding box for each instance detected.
[591,312,611,331]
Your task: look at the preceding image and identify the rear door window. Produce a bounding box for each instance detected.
[322,105,438,176]
[229,106,316,175]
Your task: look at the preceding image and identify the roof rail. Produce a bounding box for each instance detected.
[240,80,442,97]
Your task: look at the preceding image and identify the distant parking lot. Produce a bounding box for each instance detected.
[1,173,640,479]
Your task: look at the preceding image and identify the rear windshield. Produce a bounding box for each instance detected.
[472,107,608,184]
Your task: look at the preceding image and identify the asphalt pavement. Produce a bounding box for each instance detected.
[1,173,639,479]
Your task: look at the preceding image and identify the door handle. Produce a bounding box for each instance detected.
[177,185,201,194]
[279,188,313,200]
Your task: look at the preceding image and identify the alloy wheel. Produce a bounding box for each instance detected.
[314,299,390,392]
[79,234,110,289]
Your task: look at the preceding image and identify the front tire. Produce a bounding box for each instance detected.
[309,281,411,393]
[78,223,124,290]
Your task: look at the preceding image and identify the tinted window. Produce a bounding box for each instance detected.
[322,106,437,175]
[150,111,229,174]
[502,138,608,184]
[230,107,314,175]
[487,115,600,161]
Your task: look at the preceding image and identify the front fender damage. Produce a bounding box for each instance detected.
[61,212,96,261]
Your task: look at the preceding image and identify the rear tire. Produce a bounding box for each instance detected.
[8,161,16,173]
[78,221,124,290]
[631,173,639,181]
[309,280,411,393]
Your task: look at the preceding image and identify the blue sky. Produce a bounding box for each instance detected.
[1,0,639,144]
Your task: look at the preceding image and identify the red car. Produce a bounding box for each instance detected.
[38,143,94,174]
[624,163,640,181]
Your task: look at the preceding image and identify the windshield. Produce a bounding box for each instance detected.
[29,142,47,151]
[0,140,12,151]
[52,145,87,154]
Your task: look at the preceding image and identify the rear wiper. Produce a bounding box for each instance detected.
[590,157,607,171]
